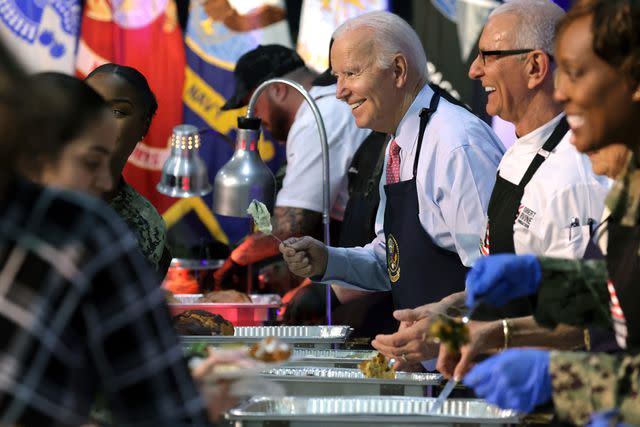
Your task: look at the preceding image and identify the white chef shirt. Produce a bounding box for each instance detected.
[480,113,612,258]
[321,84,506,292]
[276,84,370,221]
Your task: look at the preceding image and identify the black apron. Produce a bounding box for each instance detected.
[383,92,467,310]
[475,117,569,320]
[339,131,389,247]
[333,131,397,338]
[581,223,621,353]
[606,222,640,353]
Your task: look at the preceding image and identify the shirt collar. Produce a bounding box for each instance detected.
[514,113,565,150]
[392,83,435,149]
[309,84,337,99]
[294,85,337,120]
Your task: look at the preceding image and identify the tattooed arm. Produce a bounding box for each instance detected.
[230,206,321,266]
[272,206,321,239]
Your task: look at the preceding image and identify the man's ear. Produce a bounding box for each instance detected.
[270,82,288,102]
[393,53,409,89]
[526,50,550,90]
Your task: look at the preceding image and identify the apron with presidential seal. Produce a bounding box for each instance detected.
[383,92,467,310]
[475,117,569,320]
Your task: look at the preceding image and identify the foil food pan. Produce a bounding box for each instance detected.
[286,349,378,368]
[169,258,224,270]
[171,294,281,326]
[180,325,352,346]
[260,366,443,386]
[227,396,521,425]
[173,294,282,305]
[292,349,378,361]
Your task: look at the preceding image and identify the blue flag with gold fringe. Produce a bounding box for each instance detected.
[175,0,291,251]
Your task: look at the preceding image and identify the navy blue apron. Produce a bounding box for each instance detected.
[383,92,467,310]
[606,220,640,353]
[474,117,569,320]
[332,131,396,338]
[581,221,621,353]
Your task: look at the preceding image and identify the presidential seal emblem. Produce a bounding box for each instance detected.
[386,234,400,283]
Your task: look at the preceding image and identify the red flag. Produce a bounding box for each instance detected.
[76,0,185,213]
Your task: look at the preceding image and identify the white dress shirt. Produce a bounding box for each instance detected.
[276,84,371,221]
[321,84,506,292]
[480,113,612,258]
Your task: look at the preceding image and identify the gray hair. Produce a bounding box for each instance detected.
[489,0,565,55]
[332,11,427,78]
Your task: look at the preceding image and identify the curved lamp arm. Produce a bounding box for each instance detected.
[247,78,332,324]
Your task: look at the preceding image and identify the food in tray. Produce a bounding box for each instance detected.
[173,309,235,336]
[163,267,199,294]
[358,352,396,379]
[249,336,291,362]
[198,289,252,303]
[247,199,273,235]
[429,314,470,353]
[164,289,180,304]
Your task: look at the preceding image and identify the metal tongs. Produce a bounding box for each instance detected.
[430,301,481,414]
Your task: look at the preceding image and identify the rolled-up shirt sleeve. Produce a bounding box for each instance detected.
[430,143,498,267]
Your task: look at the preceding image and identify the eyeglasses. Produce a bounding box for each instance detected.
[478,49,534,65]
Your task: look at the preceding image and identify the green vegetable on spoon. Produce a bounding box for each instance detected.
[247,200,284,244]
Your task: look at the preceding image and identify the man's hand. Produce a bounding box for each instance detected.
[279,236,329,278]
[371,302,448,369]
[466,254,542,308]
[463,349,552,413]
[436,319,502,381]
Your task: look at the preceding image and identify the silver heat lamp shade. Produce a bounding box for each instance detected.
[157,124,212,198]
[212,117,276,217]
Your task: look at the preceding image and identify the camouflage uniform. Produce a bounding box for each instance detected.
[529,154,640,425]
[109,180,168,273]
[550,351,640,425]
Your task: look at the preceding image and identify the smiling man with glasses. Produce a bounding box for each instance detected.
[478,48,534,64]
[433,0,613,382]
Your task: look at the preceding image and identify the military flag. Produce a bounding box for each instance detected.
[76,0,185,214]
[179,0,292,246]
[0,0,81,73]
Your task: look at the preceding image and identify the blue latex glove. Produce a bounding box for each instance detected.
[587,410,633,427]
[465,254,542,308]
[463,349,551,413]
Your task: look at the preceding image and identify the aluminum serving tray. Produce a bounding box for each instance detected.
[286,349,378,368]
[171,294,281,326]
[259,366,443,397]
[180,325,352,348]
[226,396,521,427]
[174,294,282,305]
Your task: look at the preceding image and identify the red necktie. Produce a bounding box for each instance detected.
[386,139,401,184]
